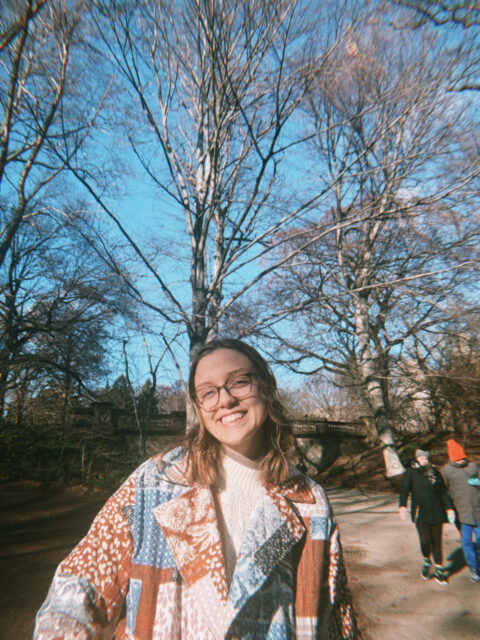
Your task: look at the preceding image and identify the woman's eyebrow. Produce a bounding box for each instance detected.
[195,369,251,387]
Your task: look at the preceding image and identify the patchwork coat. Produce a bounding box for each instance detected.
[34,448,357,639]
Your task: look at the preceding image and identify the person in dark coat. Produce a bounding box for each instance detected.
[399,448,455,584]
[442,438,480,583]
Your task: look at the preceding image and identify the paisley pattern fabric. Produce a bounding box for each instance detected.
[34,448,357,639]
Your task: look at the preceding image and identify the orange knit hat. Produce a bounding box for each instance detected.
[447,439,466,462]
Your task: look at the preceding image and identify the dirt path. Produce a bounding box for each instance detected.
[0,482,479,639]
[330,488,480,640]
[0,482,108,640]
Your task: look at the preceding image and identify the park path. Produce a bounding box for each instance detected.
[0,482,109,640]
[0,481,479,639]
[329,488,480,640]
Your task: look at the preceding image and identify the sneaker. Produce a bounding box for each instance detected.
[434,569,448,585]
[421,559,431,580]
[469,568,480,583]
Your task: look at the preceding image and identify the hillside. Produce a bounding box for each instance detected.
[316,431,480,493]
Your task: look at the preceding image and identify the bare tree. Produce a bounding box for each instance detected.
[256,15,480,476]
[391,1,480,27]
[121,326,179,455]
[404,307,480,440]
[390,0,480,90]
[0,0,128,424]
[67,0,360,366]
[0,0,110,268]
[0,214,128,421]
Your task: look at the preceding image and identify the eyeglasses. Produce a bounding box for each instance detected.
[194,373,254,410]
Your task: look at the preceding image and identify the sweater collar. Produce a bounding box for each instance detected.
[219,448,262,494]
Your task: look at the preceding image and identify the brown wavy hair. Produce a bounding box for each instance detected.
[180,338,294,486]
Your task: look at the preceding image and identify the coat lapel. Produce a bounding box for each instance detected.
[153,483,228,592]
[153,484,236,639]
[153,472,314,638]
[228,475,312,611]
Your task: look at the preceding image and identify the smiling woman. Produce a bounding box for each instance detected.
[194,349,268,456]
[34,338,358,639]
[186,340,293,484]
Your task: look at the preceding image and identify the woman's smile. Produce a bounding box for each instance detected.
[219,411,246,425]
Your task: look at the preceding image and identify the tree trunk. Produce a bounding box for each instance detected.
[186,324,211,432]
[355,296,405,477]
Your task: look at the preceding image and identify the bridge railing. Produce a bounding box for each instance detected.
[74,405,371,439]
[293,417,369,438]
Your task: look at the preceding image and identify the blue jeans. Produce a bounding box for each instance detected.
[461,523,480,571]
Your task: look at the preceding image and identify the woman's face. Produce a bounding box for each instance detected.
[416,455,429,466]
[193,348,268,458]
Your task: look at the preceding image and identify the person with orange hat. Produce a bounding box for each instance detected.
[442,439,480,583]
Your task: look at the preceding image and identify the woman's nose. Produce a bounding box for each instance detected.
[218,386,237,406]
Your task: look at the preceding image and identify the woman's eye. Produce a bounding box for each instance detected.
[200,388,216,400]
[231,377,249,388]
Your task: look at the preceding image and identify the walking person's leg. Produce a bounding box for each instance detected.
[431,524,443,566]
[473,523,480,563]
[461,523,480,582]
[416,521,433,579]
[431,524,447,585]
[469,523,480,582]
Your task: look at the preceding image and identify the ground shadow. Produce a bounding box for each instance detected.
[443,545,466,577]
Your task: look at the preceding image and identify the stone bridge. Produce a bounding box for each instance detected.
[293,416,370,473]
[74,404,371,472]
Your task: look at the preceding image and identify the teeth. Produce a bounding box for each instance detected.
[221,412,244,424]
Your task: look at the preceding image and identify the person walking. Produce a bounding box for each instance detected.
[399,448,455,585]
[442,438,480,583]
[34,338,358,639]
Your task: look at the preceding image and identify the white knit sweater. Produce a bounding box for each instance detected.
[217,448,263,586]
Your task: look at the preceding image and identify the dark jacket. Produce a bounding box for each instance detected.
[442,460,480,526]
[399,463,453,524]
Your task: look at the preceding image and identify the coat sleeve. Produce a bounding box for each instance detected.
[436,470,454,511]
[468,462,479,477]
[326,523,359,639]
[33,473,136,640]
[441,464,450,489]
[398,469,411,508]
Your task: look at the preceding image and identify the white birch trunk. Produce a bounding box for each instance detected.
[354,296,405,477]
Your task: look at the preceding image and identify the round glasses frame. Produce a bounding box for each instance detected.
[194,373,254,410]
